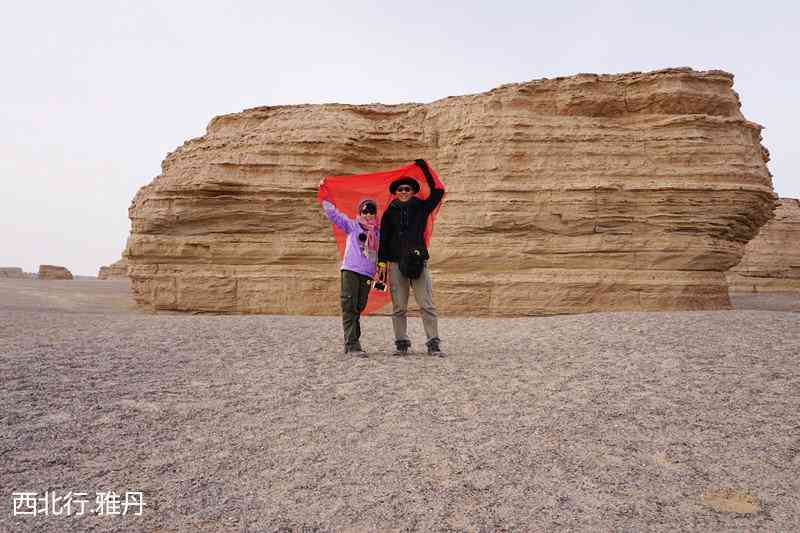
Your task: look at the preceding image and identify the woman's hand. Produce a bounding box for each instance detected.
[375,261,387,282]
[319,179,333,202]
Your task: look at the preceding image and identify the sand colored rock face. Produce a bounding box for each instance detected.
[727,197,800,292]
[98,258,129,280]
[126,68,775,315]
[0,267,27,278]
[38,265,73,280]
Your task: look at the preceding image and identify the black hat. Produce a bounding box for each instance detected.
[389,176,420,195]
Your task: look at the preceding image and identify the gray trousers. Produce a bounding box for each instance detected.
[340,269,371,350]
[388,262,439,343]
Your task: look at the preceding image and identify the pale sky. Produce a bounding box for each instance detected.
[1,1,798,276]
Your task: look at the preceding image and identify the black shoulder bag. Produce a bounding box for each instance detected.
[399,246,428,279]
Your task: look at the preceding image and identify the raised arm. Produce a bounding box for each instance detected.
[415,159,444,214]
[321,200,356,233]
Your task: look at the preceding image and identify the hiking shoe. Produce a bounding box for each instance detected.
[392,340,411,356]
[346,346,368,358]
[426,338,446,357]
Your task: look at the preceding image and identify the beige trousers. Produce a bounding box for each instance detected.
[388,262,439,343]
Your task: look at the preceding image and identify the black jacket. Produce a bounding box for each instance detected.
[378,168,444,263]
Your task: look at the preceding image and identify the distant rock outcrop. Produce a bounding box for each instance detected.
[0,267,29,279]
[125,67,775,316]
[727,198,800,292]
[98,258,129,280]
[38,265,74,280]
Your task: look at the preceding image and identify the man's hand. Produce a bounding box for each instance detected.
[415,159,435,182]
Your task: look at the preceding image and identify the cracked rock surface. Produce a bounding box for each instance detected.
[728,197,800,293]
[125,67,775,316]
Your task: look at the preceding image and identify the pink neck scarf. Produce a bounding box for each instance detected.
[357,216,379,261]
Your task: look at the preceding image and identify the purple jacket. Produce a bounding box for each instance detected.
[322,201,379,278]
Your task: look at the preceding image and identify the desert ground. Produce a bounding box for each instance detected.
[1,278,799,532]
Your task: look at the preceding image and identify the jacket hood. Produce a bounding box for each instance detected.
[356,198,378,214]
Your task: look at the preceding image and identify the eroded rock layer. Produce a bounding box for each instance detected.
[98,258,129,280]
[38,265,73,280]
[0,267,28,278]
[126,68,775,316]
[727,198,800,292]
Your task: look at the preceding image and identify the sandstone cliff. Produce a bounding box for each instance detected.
[727,197,800,292]
[38,265,73,280]
[0,267,30,279]
[126,67,775,316]
[98,258,129,280]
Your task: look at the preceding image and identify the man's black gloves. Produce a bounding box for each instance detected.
[413,158,443,207]
[414,159,433,180]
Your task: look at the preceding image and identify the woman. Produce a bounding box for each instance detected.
[321,195,380,357]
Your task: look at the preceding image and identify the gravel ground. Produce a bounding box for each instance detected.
[1,279,799,532]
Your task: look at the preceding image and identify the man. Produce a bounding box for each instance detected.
[377,159,446,357]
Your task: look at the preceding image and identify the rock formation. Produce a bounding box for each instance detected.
[38,265,73,280]
[727,197,800,292]
[125,67,775,316]
[0,267,29,278]
[98,258,130,280]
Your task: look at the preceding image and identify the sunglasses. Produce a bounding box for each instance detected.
[360,208,376,215]
[396,186,414,193]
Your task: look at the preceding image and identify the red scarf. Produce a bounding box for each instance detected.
[318,161,446,315]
